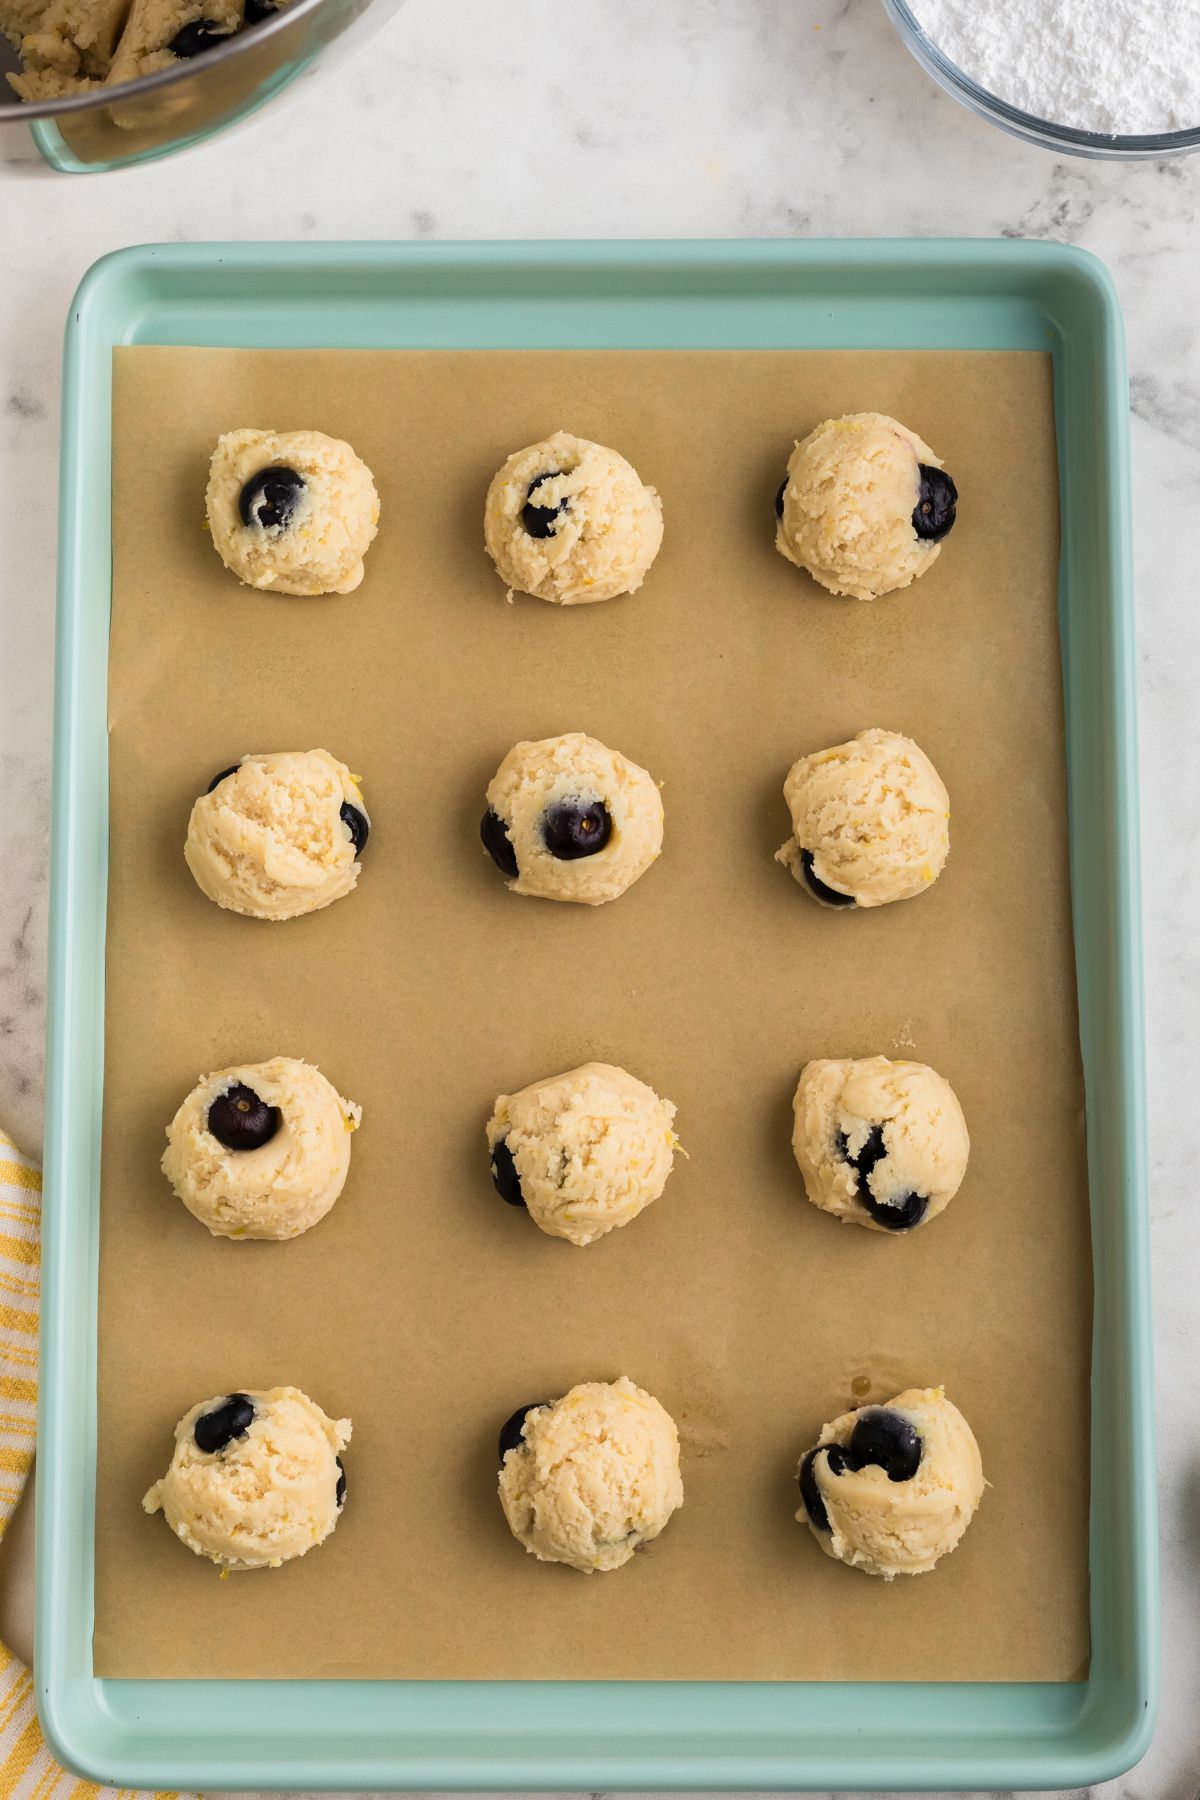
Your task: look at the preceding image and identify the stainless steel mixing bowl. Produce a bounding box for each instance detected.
[0,0,406,172]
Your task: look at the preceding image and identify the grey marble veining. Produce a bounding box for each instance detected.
[1,1,1199,1794]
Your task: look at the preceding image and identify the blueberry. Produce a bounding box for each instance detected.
[238,465,305,532]
[847,1408,922,1482]
[169,18,233,56]
[912,465,957,543]
[542,799,611,860]
[799,848,855,908]
[498,1401,549,1464]
[774,477,787,520]
[837,1126,928,1231]
[194,1393,255,1454]
[206,765,241,793]
[244,0,278,18]
[798,1443,847,1532]
[480,808,519,878]
[340,801,369,855]
[335,1457,347,1508]
[490,1138,525,1207]
[207,1082,282,1152]
[521,470,568,540]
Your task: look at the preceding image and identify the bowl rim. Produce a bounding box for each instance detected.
[883,0,1200,155]
[0,0,331,120]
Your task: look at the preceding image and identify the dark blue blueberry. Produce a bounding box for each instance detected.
[194,1393,255,1454]
[498,1401,549,1464]
[207,1083,281,1152]
[542,799,611,860]
[847,1408,922,1482]
[912,465,957,543]
[799,848,855,908]
[774,478,787,520]
[837,1126,928,1231]
[340,802,369,855]
[169,18,233,56]
[798,1443,847,1532]
[480,808,518,878]
[244,0,278,19]
[238,465,305,532]
[206,765,241,793]
[335,1457,347,1508]
[490,1138,525,1208]
[521,470,568,539]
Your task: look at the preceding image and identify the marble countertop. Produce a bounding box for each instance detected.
[0,1,1197,1795]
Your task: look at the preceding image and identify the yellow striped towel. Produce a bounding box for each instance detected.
[0,1127,194,1800]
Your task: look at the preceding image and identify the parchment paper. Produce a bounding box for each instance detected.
[95,345,1089,1682]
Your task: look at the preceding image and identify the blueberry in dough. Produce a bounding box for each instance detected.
[193,1393,255,1454]
[206,1082,282,1152]
[497,1400,549,1464]
[793,1056,968,1233]
[777,729,950,909]
[542,799,612,860]
[244,0,279,18]
[799,848,856,909]
[521,470,568,540]
[206,765,241,793]
[238,465,306,533]
[489,1137,526,1207]
[847,1408,923,1481]
[169,17,232,54]
[480,808,519,878]
[776,412,956,600]
[483,733,663,906]
[912,465,958,543]
[340,801,369,855]
[774,477,787,520]
[795,1387,983,1578]
[335,1456,347,1508]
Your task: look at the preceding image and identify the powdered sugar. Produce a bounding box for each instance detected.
[908,0,1200,136]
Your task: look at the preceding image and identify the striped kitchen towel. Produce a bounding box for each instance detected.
[0,1126,193,1800]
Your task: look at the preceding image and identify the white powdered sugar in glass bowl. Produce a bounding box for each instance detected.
[908,0,1200,135]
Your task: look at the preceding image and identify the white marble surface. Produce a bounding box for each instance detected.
[0,0,1198,1795]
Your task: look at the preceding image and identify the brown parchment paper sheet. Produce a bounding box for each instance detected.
[95,346,1090,1683]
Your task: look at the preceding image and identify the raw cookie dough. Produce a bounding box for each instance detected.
[775,412,957,601]
[487,1062,678,1246]
[776,728,949,909]
[143,1386,350,1571]
[481,732,663,905]
[162,1057,361,1241]
[792,1055,969,1233]
[206,428,380,597]
[797,1387,983,1578]
[484,431,664,604]
[185,750,369,921]
[3,0,291,103]
[498,1378,683,1572]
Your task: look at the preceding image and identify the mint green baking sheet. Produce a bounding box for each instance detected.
[37,239,1156,1790]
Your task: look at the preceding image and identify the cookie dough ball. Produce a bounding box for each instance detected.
[792,1056,969,1233]
[797,1387,983,1578]
[775,728,949,909]
[185,750,369,921]
[143,1386,350,1571]
[487,1062,677,1246]
[481,732,663,906]
[498,1378,683,1572]
[775,412,957,601]
[162,1057,361,1241]
[484,431,663,604]
[205,428,379,597]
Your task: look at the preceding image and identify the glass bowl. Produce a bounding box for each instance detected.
[0,0,407,173]
[882,0,1200,160]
